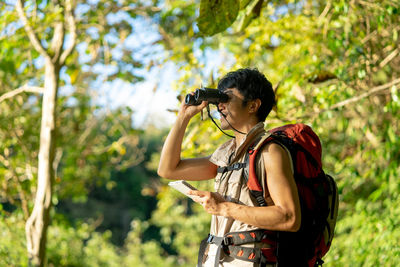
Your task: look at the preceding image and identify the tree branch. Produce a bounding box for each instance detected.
[60,0,77,65]
[52,148,63,180]
[15,0,50,59]
[318,0,332,20]
[358,0,385,11]
[323,78,400,111]
[121,6,162,13]
[379,48,399,69]
[50,22,65,63]
[0,85,44,103]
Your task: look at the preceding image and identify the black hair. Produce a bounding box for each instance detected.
[217,68,276,122]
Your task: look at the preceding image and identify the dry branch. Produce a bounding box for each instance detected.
[379,48,399,69]
[324,78,400,111]
[15,0,49,59]
[60,0,77,65]
[0,85,44,103]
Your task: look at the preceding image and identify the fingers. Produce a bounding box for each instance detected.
[188,190,209,205]
[179,98,208,120]
[188,190,205,196]
[198,100,208,109]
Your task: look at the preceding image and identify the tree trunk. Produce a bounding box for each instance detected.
[25,58,59,267]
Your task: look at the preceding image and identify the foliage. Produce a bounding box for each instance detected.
[1,0,400,266]
[122,220,178,267]
[0,0,165,211]
[0,212,174,267]
[0,123,170,266]
[0,212,27,266]
[312,1,400,265]
[0,0,168,265]
[152,0,400,266]
[197,0,240,35]
[56,126,164,246]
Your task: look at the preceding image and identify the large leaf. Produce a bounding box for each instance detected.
[236,0,264,31]
[197,0,240,35]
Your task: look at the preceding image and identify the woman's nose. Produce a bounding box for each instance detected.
[218,102,225,110]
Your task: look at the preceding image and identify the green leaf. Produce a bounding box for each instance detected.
[197,0,240,36]
[240,0,253,9]
[236,0,264,31]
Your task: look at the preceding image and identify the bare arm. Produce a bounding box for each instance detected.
[157,99,217,181]
[189,143,301,232]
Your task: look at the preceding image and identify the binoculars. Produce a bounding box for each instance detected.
[185,87,229,106]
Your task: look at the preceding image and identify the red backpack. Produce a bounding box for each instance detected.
[197,124,338,267]
[245,123,339,266]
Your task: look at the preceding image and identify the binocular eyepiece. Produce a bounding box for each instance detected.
[185,87,229,106]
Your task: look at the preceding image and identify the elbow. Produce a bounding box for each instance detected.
[158,160,183,180]
[157,167,175,180]
[285,211,301,232]
[157,168,164,178]
[157,167,169,179]
[157,160,171,178]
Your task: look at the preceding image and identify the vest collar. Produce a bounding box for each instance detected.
[210,122,267,167]
[229,122,266,163]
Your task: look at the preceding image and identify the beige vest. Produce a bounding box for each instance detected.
[205,122,275,267]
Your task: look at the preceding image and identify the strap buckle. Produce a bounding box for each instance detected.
[207,234,229,246]
[223,236,233,246]
[217,166,227,173]
[207,234,214,243]
[232,163,241,169]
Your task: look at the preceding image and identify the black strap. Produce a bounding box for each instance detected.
[225,229,276,245]
[217,162,247,173]
[197,236,208,267]
[206,104,235,138]
[250,190,267,207]
[242,136,270,207]
[197,234,229,267]
[315,258,324,266]
[199,234,229,267]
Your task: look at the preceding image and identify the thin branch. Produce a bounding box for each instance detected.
[15,0,49,59]
[60,0,77,65]
[0,85,44,103]
[379,48,399,69]
[78,119,98,145]
[361,29,377,44]
[318,0,331,20]
[52,148,63,179]
[157,24,174,50]
[322,78,400,111]
[358,0,385,11]
[121,6,162,13]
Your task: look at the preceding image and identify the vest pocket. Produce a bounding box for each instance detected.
[214,172,222,192]
[226,170,243,202]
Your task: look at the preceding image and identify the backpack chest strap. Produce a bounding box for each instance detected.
[217,162,247,173]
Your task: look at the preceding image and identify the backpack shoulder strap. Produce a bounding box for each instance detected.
[244,132,295,207]
[244,133,273,207]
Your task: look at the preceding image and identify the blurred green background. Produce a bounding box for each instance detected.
[1,0,400,266]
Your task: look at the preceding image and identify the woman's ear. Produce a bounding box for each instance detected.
[248,99,261,114]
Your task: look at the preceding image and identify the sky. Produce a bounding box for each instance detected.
[90,19,232,129]
[58,2,235,130]
[97,62,180,129]
[63,8,182,129]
